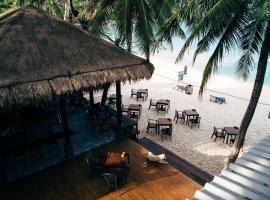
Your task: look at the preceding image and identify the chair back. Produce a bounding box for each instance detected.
[150,99,157,105]
[131,89,137,94]
[148,118,157,124]
[162,128,172,135]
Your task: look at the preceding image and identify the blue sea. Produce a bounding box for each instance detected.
[106,28,270,85]
[153,36,270,85]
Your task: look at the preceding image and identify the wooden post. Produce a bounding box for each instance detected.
[101,83,110,106]
[116,81,122,127]
[88,86,94,110]
[59,96,73,159]
[60,96,69,131]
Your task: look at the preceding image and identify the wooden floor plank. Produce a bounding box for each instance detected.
[0,139,202,200]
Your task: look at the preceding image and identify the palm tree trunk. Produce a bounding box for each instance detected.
[64,0,78,23]
[225,20,270,168]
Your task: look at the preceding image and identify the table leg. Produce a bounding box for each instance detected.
[226,133,229,144]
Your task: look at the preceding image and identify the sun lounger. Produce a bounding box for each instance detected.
[210,95,226,104]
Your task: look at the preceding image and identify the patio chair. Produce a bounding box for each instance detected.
[161,128,172,141]
[121,104,129,115]
[148,99,158,110]
[156,104,167,114]
[101,173,119,198]
[173,110,185,123]
[129,110,140,120]
[130,89,137,98]
[146,118,158,133]
[85,153,106,173]
[188,116,201,129]
[211,127,225,142]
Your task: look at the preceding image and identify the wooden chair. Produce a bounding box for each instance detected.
[146,118,158,133]
[173,110,185,123]
[130,89,137,98]
[129,110,140,120]
[156,104,167,114]
[188,116,201,129]
[211,127,226,142]
[85,153,106,173]
[148,99,158,110]
[161,128,172,141]
[121,104,129,115]
[101,173,119,198]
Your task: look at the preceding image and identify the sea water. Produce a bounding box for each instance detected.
[105,27,270,85]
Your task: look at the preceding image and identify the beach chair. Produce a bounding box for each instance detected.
[121,104,129,115]
[173,110,185,123]
[211,127,226,142]
[161,128,172,141]
[148,99,158,110]
[146,118,158,133]
[129,110,140,120]
[130,89,137,98]
[156,104,167,114]
[188,116,201,129]
[101,173,119,198]
[85,153,106,173]
[210,95,226,104]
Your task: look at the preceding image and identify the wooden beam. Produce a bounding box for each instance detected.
[101,83,110,106]
[59,96,73,159]
[116,81,122,127]
[59,96,69,131]
[88,86,94,110]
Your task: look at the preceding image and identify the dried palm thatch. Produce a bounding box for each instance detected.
[0,5,154,112]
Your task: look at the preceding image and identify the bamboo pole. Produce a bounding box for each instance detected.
[116,81,122,127]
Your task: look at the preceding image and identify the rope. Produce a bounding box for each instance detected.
[154,73,270,107]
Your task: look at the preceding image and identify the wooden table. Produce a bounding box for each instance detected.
[128,104,142,116]
[158,118,172,133]
[105,152,129,168]
[136,89,148,101]
[157,99,170,113]
[223,127,239,144]
[108,94,122,105]
[183,110,199,123]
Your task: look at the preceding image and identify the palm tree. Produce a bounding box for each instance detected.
[173,0,270,166]
[90,0,172,60]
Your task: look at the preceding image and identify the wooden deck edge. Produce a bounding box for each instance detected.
[135,137,214,185]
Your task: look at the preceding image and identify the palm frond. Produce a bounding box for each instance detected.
[237,20,266,80]
[176,0,242,63]
[198,1,248,95]
[89,0,117,35]
[134,0,154,59]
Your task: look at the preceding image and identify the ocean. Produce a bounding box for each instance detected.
[152,36,270,85]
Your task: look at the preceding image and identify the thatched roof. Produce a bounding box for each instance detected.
[0,5,154,111]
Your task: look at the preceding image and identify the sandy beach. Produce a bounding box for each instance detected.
[102,54,270,176]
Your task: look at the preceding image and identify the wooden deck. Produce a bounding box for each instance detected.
[0,139,202,200]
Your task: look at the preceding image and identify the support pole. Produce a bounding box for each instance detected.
[60,96,69,131]
[101,83,111,106]
[88,86,94,110]
[116,81,122,127]
[59,96,73,159]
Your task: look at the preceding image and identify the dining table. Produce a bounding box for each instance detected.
[183,110,199,123]
[157,118,172,133]
[156,99,170,113]
[223,127,239,144]
[105,152,129,169]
